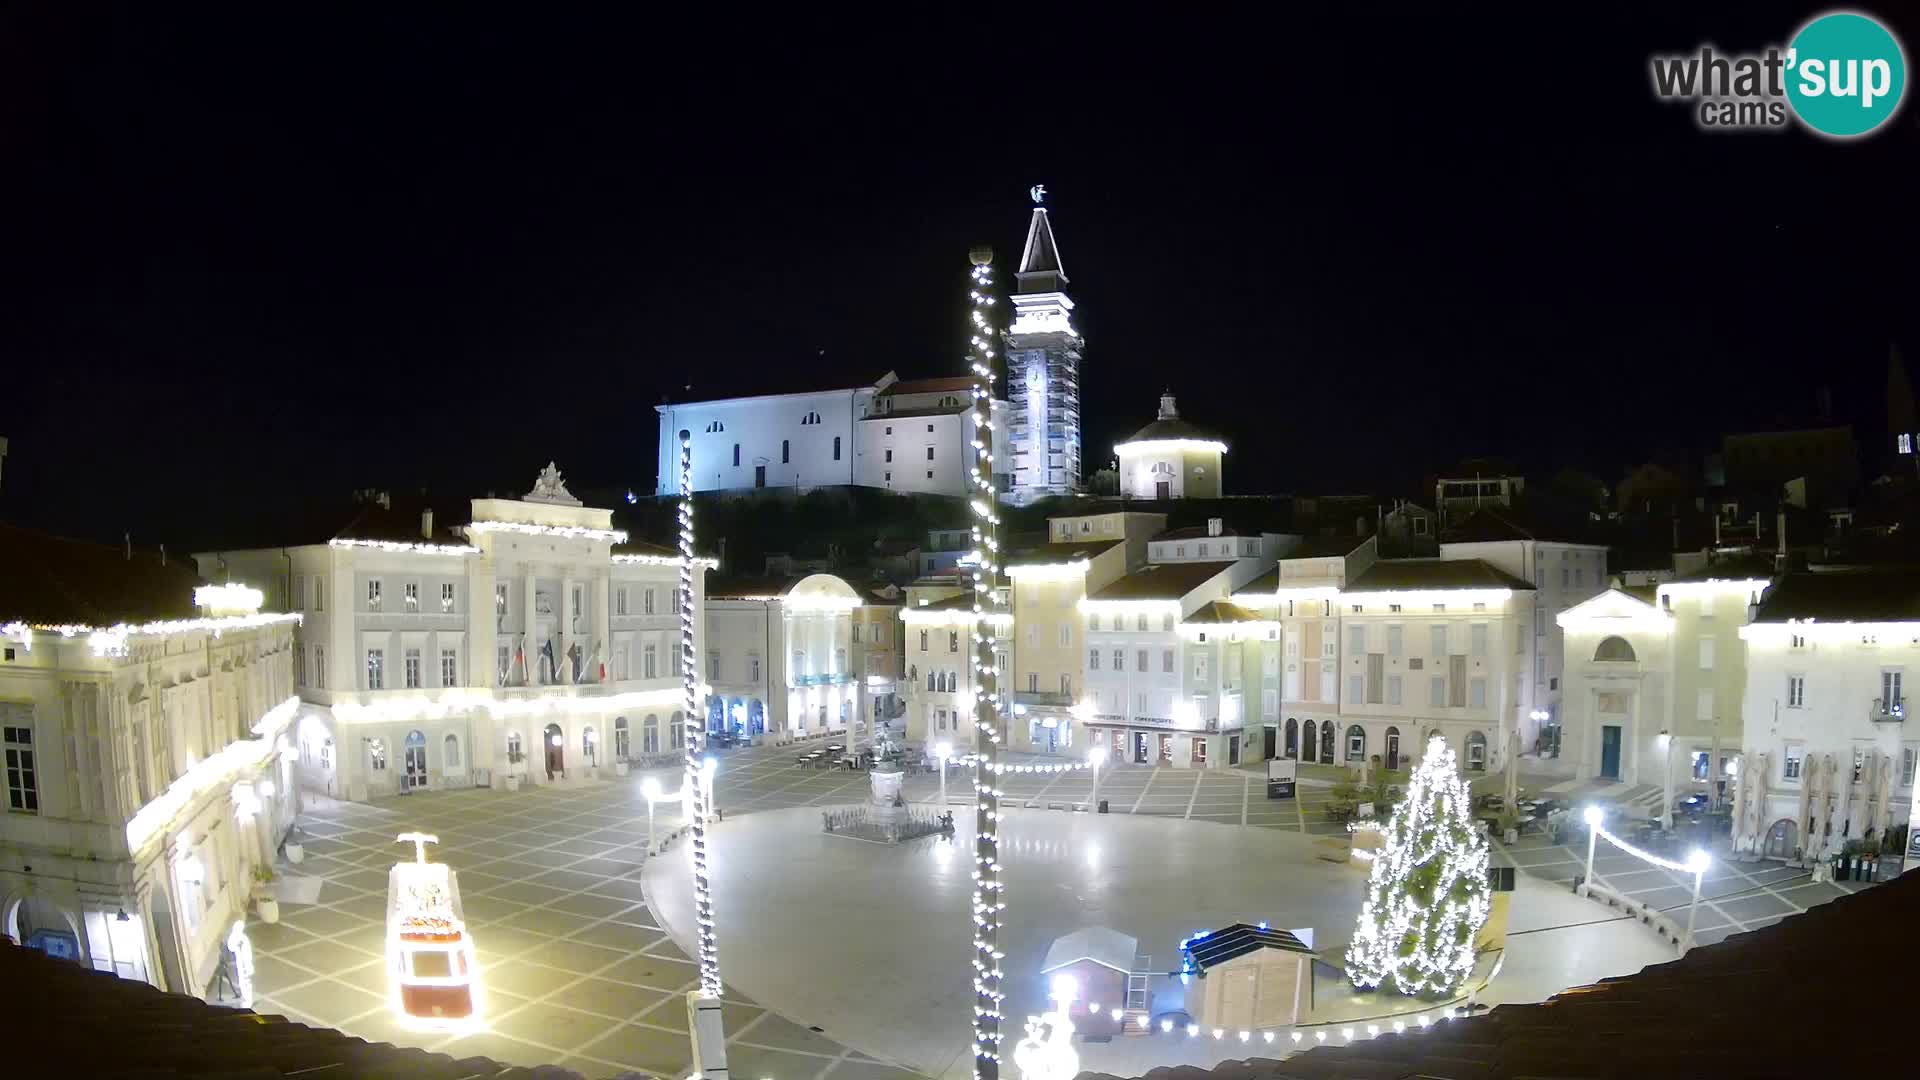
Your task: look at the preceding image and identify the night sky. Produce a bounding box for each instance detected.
[3,5,1916,549]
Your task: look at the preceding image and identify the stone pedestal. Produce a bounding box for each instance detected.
[869,766,906,824]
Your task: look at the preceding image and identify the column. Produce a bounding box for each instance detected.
[561,575,576,685]
[523,570,539,685]
[594,571,612,683]
[472,557,497,691]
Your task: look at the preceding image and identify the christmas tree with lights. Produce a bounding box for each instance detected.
[1345,733,1491,997]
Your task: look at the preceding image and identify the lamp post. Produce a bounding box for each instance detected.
[642,776,663,853]
[935,740,952,806]
[1089,746,1108,810]
[678,428,727,1080]
[1684,848,1709,948]
[1582,805,1603,886]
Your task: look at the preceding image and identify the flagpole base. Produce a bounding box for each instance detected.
[688,992,729,1080]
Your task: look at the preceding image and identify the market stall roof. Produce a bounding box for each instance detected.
[1183,923,1314,974]
[1041,926,1138,975]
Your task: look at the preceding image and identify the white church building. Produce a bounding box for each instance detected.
[653,371,1009,498]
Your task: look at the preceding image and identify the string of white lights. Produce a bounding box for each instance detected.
[327,537,480,556]
[467,520,629,543]
[965,246,1005,1079]
[678,428,722,999]
[3,613,303,657]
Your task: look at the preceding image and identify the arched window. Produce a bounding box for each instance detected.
[643,714,660,754]
[782,439,790,464]
[368,737,386,771]
[1594,636,1637,662]
[443,733,461,769]
[505,731,521,765]
[1162,614,1174,632]
[1151,461,1175,476]
[1466,731,1488,771]
[706,420,725,433]
[1320,722,1335,762]
[1136,614,1148,632]
[669,711,685,750]
[833,435,842,461]
[1284,718,1298,758]
[614,717,630,760]
[1345,724,1366,761]
[1090,613,1101,632]
[583,726,598,766]
[1301,720,1317,763]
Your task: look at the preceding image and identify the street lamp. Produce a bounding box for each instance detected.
[934,741,952,806]
[1088,746,1109,810]
[642,776,663,853]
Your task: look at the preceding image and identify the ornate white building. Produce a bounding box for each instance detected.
[1005,190,1083,502]
[197,464,710,801]
[703,572,873,742]
[2,524,299,1001]
[653,372,1009,498]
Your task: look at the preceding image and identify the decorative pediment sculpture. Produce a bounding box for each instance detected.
[525,461,583,506]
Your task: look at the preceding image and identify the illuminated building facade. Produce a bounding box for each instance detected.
[1,525,299,1002]
[1114,392,1226,500]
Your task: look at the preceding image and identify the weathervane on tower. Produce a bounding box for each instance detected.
[1030,183,1046,204]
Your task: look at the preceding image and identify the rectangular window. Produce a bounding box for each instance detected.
[1059,623,1071,647]
[747,654,761,682]
[1112,648,1123,671]
[1137,649,1149,672]
[1535,608,1544,636]
[497,644,510,685]
[1089,648,1100,671]
[643,588,656,615]
[1386,625,1402,657]
[1699,637,1715,670]
[440,649,458,687]
[733,443,740,466]
[367,578,382,611]
[926,446,935,461]
[1263,689,1278,717]
[782,439,790,464]
[919,629,930,651]
[1561,568,1569,587]
[315,574,325,611]
[1192,737,1208,764]
[1787,674,1805,708]
[949,630,960,653]
[1195,655,1210,681]
[708,652,720,681]
[1060,673,1072,696]
[1449,656,1467,706]
[616,588,629,616]
[852,623,863,644]
[404,648,421,689]
[1348,625,1366,655]
[495,583,508,615]
[1027,672,1039,693]
[1430,624,1447,658]
[1900,745,1917,787]
[1782,742,1803,781]
[1386,675,1402,705]
[1884,669,1904,709]
[3,723,38,813]
[834,435,842,460]
[885,449,893,463]
[404,581,419,611]
[314,645,326,690]
[1430,675,1446,707]
[1791,632,1806,649]
[1347,673,1364,703]
[1470,623,1488,658]
[1697,687,1714,722]
[643,643,658,679]
[441,582,456,612]
[1469,677,1487,708]
[1163,648,1175,673]
[367,649,385,690]
[293,574,306,610]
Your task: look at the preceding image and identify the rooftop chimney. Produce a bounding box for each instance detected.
[422,508,434,540]
[1158,391,1179,421]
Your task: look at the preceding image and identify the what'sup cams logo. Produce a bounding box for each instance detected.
[1651,10,1907,137]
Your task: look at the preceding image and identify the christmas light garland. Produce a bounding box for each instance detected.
[327,538,480,557]
[467,520,628,543]
[1344,734,1491,998]
[678,429,723,999]
[965,246,1006,1079]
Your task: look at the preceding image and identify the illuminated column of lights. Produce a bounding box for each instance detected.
[678,429,722,999]
[965,246,1005,1079]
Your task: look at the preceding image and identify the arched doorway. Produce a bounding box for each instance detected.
[643,714,660,755]
[402,730,427,791]
[748,698,766,735]
[582,726,599,767]
[707,697,725,734]
[1284,718,1298,759]
[543,722,564,779]
[1344,724,1366,763]
[1465,731,1488,772]
[614,717,631,761]
[1301,720,1316,763]
[5,895,80,961]
[1385,726,1402,771]
[669,711,685,750]
[1763,818,1798,860]
[1319,722,1335,763]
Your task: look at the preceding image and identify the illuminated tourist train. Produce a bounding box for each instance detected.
[386,832,480,1027]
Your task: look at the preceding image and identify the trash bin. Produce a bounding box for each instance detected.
[1098,799,1110,814]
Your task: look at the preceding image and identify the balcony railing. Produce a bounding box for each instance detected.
[1871,697,1906,723]
[792,672,855,688]
[1014,689,1075,709]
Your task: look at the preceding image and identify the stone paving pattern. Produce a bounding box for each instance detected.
[250,742,1869,1077]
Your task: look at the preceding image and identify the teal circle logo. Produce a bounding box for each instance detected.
[1786,11,1907,137]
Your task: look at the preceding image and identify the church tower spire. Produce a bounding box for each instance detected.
[1003,185,1083,503]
